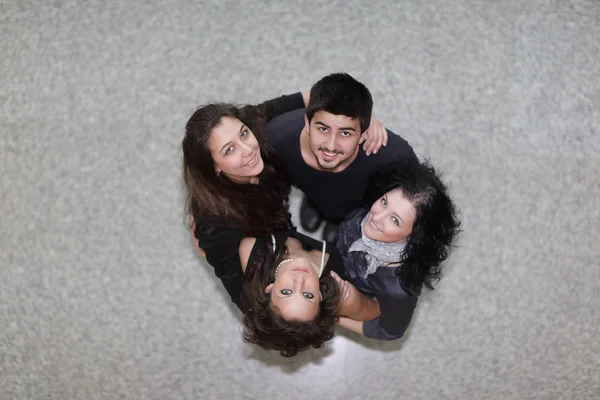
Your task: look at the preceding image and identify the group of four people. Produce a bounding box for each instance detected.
[182,73,460,357]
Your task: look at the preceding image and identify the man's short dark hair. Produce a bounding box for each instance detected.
[306,73,373,133]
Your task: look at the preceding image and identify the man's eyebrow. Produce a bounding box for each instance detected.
[314,121,331,130]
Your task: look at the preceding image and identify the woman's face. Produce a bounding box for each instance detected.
[207,116,264,184]
[265,257,321,321]
[364,188,416,243]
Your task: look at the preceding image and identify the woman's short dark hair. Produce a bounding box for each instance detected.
[242,242,341,357]
[182,104,291,236]
[363,159,461,295]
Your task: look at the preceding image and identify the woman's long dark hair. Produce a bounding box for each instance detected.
[241,242,341,357]
[363,159,461,295]
[182,104,291,235]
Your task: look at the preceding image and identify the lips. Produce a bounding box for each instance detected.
[246,153,258,167]
[369,216,381,232]
[320,149,339,160]
[292,267,309,273]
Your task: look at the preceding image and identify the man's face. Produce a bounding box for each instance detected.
[304,111,363,172]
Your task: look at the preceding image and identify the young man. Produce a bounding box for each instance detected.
[267,73,417,243]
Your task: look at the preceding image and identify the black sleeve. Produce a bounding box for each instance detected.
[255,92,305,122]
[194,215,245,312]
[362,291,418,340]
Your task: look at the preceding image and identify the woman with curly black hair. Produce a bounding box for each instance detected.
[335,158,461,340]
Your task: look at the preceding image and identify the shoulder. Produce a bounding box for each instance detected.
[378,279,420,309]
[266,109,305,143]
[343,208,369,225]
[337,208,368,254]
[386,270,422,298]
[375,129,417,162]
[194,214,242,240]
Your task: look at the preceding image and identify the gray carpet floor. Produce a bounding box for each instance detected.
[2,1,599,399]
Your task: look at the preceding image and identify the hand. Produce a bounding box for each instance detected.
[189,215,206,258]
[359,116,388,156]
[330,271,350,304]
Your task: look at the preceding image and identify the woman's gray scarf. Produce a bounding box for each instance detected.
[348,215,406,278]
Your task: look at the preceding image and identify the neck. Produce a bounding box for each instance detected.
[286,238,327,274]
[225,174,260,185]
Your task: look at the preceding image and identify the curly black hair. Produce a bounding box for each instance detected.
[241,241,341,357]
[363,159,461,295]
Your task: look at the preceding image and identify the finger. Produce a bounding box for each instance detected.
[373,128,383,154]
[330,270,342,283]
[371,124,383,154]
[365,134,374,155]
[383,125,388,147]
[359,130,368,145]
[363,133,374,155]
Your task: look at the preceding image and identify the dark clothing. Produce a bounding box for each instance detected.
[193,93,305,311]
[267,108,418,223]
[337,208,420,340]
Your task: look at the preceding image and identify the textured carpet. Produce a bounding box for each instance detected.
[1,0,599,399]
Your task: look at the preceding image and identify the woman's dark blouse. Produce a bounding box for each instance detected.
[337,208,421,340]
[193,92,305,311]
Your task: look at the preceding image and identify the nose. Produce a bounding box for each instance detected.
[326,134,338,151]
[372,210,384,222]
[291,276,305,289]
[239,140,254,156]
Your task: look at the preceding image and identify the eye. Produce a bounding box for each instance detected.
[241,129,248,138]
[318,127,328,133]
[280,289,292,296]
[225,146,234,155]
[381,197,387,207]
[391,217,399,226]
[340,131,351,137]
[303,292,314,299]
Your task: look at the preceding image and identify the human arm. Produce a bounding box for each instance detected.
[331,271,381,321]
[192,215,246,311]
[254,92,307,122]
[189,215,206,258]
[337,317,365,336]
[338,291,418,340]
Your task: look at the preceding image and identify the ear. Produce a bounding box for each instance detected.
[304,115,310,134]
[265,283,274,294]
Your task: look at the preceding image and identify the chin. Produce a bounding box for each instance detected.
[317,160,339,171]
